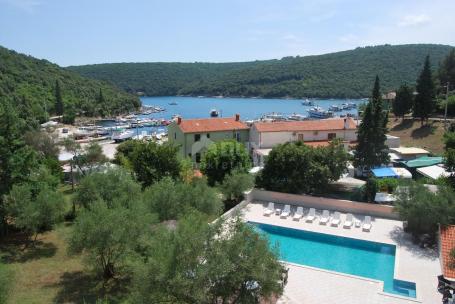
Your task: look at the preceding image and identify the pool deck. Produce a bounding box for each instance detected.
[241,202,441,304]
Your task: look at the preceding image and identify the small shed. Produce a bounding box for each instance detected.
[371,167,399,178]
[390,147,430,161]
[401,156,443,169]
[417,165,451,180]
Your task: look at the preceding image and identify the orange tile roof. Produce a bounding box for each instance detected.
[440,225,455,280]
[177,117,249,133]
[253,118,357,133]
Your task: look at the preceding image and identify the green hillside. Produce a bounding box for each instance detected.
[68,44,454,99]
[0,46,140,122]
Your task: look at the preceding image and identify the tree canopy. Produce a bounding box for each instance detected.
[0,45,140,120]
[392,84,413,118]
[131,213,285,304]
[394,181,455,240]
[413,55,436,124]
[69,44,452,99]
[200,140,251,186]
[141,177,222,221]
[354,76,389,170]
[257,140,349,194]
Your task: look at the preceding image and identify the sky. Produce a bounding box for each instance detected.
[0,0,454,66]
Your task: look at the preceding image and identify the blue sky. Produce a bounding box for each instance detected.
[0,0,454,66]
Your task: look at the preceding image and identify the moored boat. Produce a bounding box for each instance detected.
[111,129,134,142]
[307,107,334,119]
[210,109,219,117]
[301,99,314,106]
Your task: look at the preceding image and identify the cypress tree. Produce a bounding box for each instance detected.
[439,49,455,87]
[54,80,64,116]
[393,84,413,119]
[354,76,389,171]
[97,88,105,104]
[413,56,435,125]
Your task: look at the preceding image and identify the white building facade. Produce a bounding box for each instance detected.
[250,118,358,166]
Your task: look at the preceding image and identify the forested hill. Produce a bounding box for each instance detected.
[68,44,453,99]
[0,46,140,121]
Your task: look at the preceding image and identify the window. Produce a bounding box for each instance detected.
[298,134,304,141]
[174,133,176,140]
[194,134,201,142]
[207,133,210,139]
[195,153,201,163]
[313,131,319,136]
[328,133,336,140]
[234,132,240,142]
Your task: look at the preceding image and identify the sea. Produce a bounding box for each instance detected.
[103,96,365,135]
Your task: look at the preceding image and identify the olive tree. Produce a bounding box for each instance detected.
[257,140,349,194]
[131,213,286,303]
[68,200,155,279]
[200,140,251,186]
[6,183,65,243]
[394,181,455,240]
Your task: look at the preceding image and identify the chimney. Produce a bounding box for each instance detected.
[343,118,349,129]
[177,117,182,125]
[235,114,240,121]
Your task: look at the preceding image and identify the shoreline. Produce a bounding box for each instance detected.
[139,95,369,100]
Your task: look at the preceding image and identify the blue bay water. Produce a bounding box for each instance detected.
[251,222,416,298]
[140,96,364,121]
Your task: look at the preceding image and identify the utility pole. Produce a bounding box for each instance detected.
[445,82,450,130]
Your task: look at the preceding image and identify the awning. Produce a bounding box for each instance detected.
[371,167,398,178]
[400,156,443,168]
[417,165,451,180]
[392,167,412,179]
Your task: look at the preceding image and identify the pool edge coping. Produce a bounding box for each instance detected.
[283,261,422,303]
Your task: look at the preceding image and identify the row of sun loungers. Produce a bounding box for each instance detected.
[263,202,372,231]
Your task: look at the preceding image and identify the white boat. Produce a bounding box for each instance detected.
[341,102,357,110]
[288,113,306,121]
[307,107,334,119]
[262,113,287,121]
[329,105,342,112]
[210,109,219,117]
[111,130,134,142]
[301,99,314,106]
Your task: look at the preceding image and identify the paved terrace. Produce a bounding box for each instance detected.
[241,202,441,304]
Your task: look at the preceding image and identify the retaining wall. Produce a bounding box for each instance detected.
[249,188,399,219]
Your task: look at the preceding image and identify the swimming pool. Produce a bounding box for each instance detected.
[251,222,416,298]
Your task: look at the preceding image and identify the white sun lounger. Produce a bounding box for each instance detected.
[280,205,291,218]
[263,202,274,216]
[306,208,316,222]
[320,210,330,225]
[293,206,304,220]
[331,212,341,226]
[343,213,354,228]
[362,216,372,232]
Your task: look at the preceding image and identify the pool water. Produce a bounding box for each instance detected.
[251,222,416,298]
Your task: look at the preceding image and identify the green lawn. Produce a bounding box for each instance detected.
[0,185,128,304]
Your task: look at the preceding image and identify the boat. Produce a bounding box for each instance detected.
[329,105,342,112]
[262,113,287,121]
[288,113,306,121]
[307,107,334,119]
[301,99,314,106]
[111,129,135,143]
[168,101,178,105]
[210,109,219,117]
[341,102,357,110]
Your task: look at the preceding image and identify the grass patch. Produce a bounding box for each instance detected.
[388,118,445,155]
[0,223,128,304]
